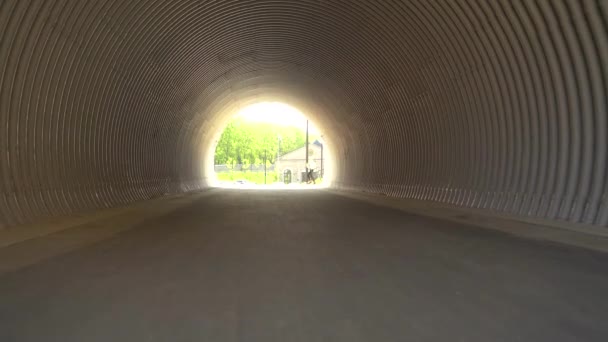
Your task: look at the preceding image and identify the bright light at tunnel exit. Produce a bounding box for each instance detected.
[211,102,330,189]
[235,102,320,135]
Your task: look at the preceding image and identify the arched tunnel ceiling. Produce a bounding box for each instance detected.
[1,0,607,228]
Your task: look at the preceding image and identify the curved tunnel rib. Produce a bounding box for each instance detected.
[0,0,607,228]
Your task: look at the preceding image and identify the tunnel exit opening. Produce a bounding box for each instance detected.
[210,102,331,189]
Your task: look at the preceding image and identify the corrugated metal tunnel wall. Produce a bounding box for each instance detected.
[1,0,607,229]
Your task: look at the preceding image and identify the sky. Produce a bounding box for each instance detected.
[235,102,320,135]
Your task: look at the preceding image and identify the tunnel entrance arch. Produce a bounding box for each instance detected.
[208,102,333,188]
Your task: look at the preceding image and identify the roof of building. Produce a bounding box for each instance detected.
[278,140,323,158]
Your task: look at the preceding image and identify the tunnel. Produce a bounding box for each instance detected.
[1,1,608,341]
[1,0,606,229]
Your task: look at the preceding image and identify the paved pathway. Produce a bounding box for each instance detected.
[1,190,608,341]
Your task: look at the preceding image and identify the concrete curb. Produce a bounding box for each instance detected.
[328,189,608,254]
[0,190,218,275]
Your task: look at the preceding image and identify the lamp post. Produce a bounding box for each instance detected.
[305,120,309,183]
[320,141,324,179]
[277,135,282,158]
[277,134,281,183]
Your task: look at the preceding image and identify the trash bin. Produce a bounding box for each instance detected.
[283,170,292,184]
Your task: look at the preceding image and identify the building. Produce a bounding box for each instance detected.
[276,140,324,183]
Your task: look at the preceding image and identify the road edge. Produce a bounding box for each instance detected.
[328,189,608,254]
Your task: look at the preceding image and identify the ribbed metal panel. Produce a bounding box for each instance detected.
[1,0,607,229]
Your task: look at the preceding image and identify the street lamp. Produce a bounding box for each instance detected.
[277,135,282,182]
[277,134,282,162]
[320,135,324,179]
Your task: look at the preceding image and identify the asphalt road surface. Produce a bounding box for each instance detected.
[1,190,608,341]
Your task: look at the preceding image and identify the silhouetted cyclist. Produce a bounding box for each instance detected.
[306,160,317,184]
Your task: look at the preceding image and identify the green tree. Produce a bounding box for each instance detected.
[214,117,312,166]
